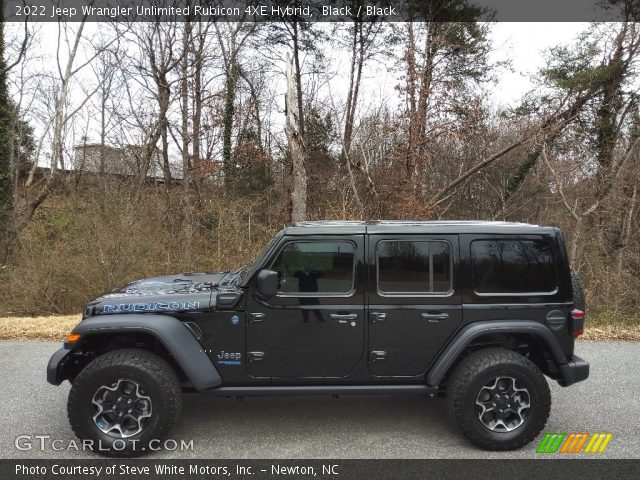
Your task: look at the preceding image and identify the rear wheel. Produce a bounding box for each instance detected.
[447,348,550,450]
[67,348,182,457]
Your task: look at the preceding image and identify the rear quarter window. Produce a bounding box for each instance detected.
[471,239,557,295]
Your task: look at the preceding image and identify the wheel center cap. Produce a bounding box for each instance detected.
[491,390,515,410]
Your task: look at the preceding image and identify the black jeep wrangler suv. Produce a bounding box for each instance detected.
[48,220,589,455]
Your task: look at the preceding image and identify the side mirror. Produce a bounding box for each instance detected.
[256,269,279,298]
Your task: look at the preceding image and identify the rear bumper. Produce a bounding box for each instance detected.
[558,354,589,387]
[47,348,72,385]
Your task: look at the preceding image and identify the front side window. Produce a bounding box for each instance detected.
[377,240,452,294]
[471,239,557,294]
[270,241,355,295]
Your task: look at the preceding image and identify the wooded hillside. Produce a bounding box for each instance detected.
[0,10,639,327]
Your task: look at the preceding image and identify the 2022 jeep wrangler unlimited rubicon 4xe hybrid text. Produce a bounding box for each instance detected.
[48,221,589,456]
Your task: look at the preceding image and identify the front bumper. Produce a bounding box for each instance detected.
[558,354,589,387]
[47,348,72,385]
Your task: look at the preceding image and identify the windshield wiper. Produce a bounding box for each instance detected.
[220,266,246,286]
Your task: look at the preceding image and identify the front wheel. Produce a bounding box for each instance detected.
[67,348,182,457]
[447,348,551,450]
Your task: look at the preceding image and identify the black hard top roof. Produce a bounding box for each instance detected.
[283,220,557,236]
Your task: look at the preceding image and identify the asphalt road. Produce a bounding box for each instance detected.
[0,341,638,459]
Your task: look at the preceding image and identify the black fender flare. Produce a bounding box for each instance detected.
[425,320,568,387]
[71,314,221,391]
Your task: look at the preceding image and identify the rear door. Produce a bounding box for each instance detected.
[367,234,462,377]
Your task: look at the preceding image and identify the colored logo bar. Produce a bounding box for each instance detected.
[537,433,612,454]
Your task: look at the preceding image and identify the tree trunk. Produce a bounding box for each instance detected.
[285,53,307,223]
[595,25,626,170]
[415,25,437,176]
[617,183,637,273]
[569,216,583,266]
[341,22,365,161]
[191,27,204,200]
[136,73,171,198]
[493,146,543,218]
[161,120,172,193]
[222,53,239,188]
[0,16,14,262]
[291,22,305,138]
[192,35,202,168]
[181,19,191,189]
[405,21,417,177]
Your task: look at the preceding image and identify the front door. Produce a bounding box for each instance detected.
[367,234,462,377]
[246,236,365,379]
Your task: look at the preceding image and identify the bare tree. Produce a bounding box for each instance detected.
[285,53,307,223]
[121,19,183,199]
[215,21,256,187]
[18,19,117,232]
[338,20,385,160]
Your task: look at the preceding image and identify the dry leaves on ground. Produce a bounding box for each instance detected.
[0,315,80,341]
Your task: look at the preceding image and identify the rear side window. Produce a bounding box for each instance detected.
[377,240,451,294]
[471,239,557,295]
[271,241,355,295]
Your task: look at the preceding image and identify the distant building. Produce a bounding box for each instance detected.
[73,143,183,181]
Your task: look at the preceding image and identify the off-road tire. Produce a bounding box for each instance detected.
[570,268,586,311]
[447,348,551,450]
[67,348,182,457]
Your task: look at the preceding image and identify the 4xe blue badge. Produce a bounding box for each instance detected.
[230,315,240,325]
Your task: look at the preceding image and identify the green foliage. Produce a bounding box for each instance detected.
[304,106,339,186]
[222,58,240,188]
[262,1,326,61]
[304,107,337,156]
[34,206,78,238]
[539,26,627,94]
[507,22,638,215]
[402,2,493,83]
[407,0,490,22]
[233,128,274,195]
[541,43,613,92]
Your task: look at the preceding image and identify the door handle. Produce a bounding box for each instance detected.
[421,312,449,322]
[369,312,387,324]
[247,351,264,362]
[248,312,265,324]
[330,313,358,323]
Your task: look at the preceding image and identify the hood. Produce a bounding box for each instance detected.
[86,271,240,317]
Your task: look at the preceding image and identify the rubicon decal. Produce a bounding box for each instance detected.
[537,432,613,454]
[102,302,200,313]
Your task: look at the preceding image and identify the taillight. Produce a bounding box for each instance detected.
[570,309,585,337]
